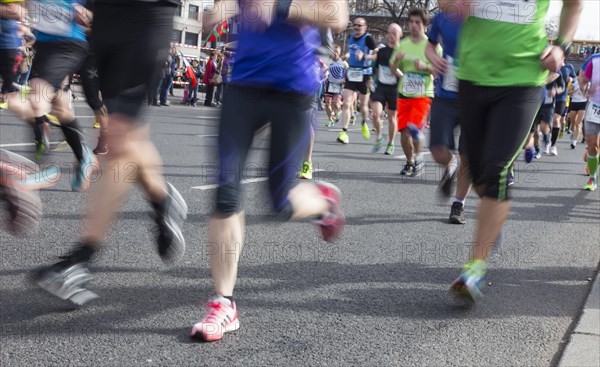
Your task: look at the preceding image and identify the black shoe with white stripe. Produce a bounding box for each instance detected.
[153,182,188,264]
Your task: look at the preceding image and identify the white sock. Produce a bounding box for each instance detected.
[453,197,465,206]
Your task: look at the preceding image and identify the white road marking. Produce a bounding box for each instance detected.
[192,169,326,190]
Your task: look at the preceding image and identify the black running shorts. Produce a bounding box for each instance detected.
[30,40,88,91]
[215,85,313,219]
[459,81,541,201]
[370,84,398,111]
[91,2,175,118]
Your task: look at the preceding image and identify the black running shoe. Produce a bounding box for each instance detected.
[449,202,466,224]
[438,167,457,198]
[154,182,188,263]
[400,163,414,176]
[32,260,98,305]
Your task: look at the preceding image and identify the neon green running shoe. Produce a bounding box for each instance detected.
[449,259,488,304]
[361,121,370,140]
[299,161,313,180]
[337,131,349,144]
[384,143,395,155]
[584,177,597,191]
[372,136,384,153]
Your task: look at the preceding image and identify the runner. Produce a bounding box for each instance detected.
[425,8,473,224]
[369,23,401,154]
[439,0,582,303]
[526,72,563,162]
[567,66,588,149]
[6,0,96,193]
[337,17,377,144]
[579,53,600,190]
[390,7,437,177]
[189,0,348,342]
[32,0,188,305]
[324,45,347,128]
[549,62,576,155]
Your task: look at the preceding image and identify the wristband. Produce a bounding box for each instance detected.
[555,37,572,56]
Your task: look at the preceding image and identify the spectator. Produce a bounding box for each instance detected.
[202,50,218,107]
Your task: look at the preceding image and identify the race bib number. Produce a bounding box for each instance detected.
[402,72,425,96]
[29,1,73,36]
[347,68,363,83]
[471,0,537,25]
[585,102,600,124]
[442,55,459,92]
[377,65,397,85]
[326,82,343,94]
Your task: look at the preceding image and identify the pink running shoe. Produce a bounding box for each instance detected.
[190,295,239,342]
[314,182,345,242]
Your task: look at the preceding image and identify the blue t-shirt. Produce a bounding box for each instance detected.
[427,12,462,100]
[0,19,18,50]
[556,63,576,102]
[31,0,87,43]
[230,19,320,96]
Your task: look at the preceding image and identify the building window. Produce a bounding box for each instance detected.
[172,30,182,43]
[188,4,199,20]
[176,2,183,17]
[184,32,199,46]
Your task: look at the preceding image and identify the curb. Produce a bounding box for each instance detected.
[558,269,600,367]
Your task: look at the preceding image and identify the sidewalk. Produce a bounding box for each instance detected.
[559,266,600,367]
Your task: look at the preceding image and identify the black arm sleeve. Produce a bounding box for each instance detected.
[365,35,376,50]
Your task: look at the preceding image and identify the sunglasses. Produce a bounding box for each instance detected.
[353,24,365,27]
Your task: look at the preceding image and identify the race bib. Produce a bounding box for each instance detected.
[544,93,553,105]
[472,0,537,25]
[442,55,459,92]
[377,65,397,85]
[585,102,600,124]
[347,67,363,82]
[402,72,425,96]
[326,82,343,94]
[29,1,73,36]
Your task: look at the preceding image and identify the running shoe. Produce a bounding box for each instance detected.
[524,146,535,163]
[314,182,345,242]
[361,122,370,140]
[384,143,395,155]
[570,142,576,149]
[32,260,98,306]
[190,295,239,342]
[558,130,563,140]
[0,180,43,235]
[93,120,100,129]
[372,136,384,153]
[534,150,541,159]
[34,123,51,161]
[411,160,424,177]
[584,177,597,191]
[337,131,349,144]
[550,146,558,156]
[438,167,457,198]
[46,114,61,126]
[51,140,71,152]
[299,161,313,180]
[449,259,487,304]
[93,133,108,155]
[400,163,414,176]
[507,174,515,186]
[449,201,466,224]
[154,182,188,263]
[544,143,551,155]
[325,120,334,128]
[71,145,97,192]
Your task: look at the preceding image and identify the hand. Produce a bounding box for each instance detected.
[394,51,405,64]
[540,45,565,73]
[355,49,364,61]
[429,54,448,77]
[414,60,428,72]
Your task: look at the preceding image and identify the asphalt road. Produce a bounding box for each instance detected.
[1,98,599,367]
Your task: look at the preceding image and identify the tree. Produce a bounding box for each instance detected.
[545,15,559,40]
[349,0,439,24]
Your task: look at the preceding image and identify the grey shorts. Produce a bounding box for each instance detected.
[584,120,600,136]
[429,97,464,153]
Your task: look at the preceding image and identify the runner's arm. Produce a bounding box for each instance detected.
[0,0,25,21]
[541,0,583,72]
